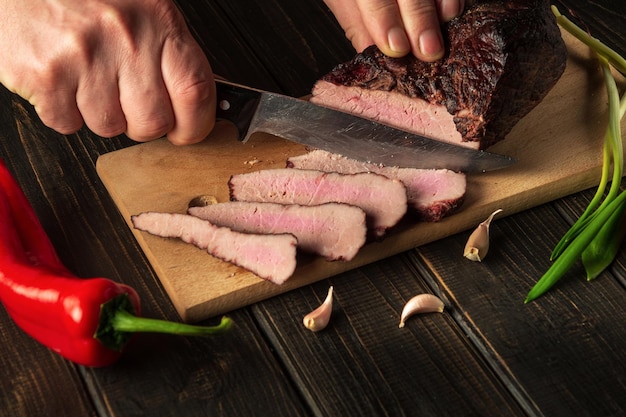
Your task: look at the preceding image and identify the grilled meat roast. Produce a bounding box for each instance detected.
[311,0,567,150]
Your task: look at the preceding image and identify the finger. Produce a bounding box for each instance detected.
[323,0,375,52]
[33,93,85,135]
[355,0,411,58]
[118,53,175,142]
[437,0,465,22]
[118,64,174,142]
[161,36,216,146]
[28,78,84,135]
[76,70,127,138]
[397,0,444,61]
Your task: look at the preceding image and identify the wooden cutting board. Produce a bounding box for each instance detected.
[97,30,625,322]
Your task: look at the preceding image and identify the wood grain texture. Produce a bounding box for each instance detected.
[0,316,97,417]
[555,0,626,60]
[410,204,626,416]
[210,0,354,96]
[252,257,526,416]
[80,311,309,417]
[96,29,626,322]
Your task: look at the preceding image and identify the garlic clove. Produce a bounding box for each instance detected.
[303,286,334,332]
[188,194,218,209]
[463,208,503,262]
[399,294,444,328]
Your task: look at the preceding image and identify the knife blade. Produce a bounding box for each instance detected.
[214,80,515,172]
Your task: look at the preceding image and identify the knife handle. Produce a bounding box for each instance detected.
[215,80,262,142]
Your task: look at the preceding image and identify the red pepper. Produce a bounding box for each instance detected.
[0,159,232,367]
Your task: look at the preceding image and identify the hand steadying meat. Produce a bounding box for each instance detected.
[0,0,464,143]
[324,0,467,61]
[0,0,216,145]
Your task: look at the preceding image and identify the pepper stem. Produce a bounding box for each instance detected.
[112,310,233,336]
[95,294,232,351]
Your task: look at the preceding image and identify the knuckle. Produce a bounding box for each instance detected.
[56,26,95,66]
[90,115,127,138]
[167,56,214,107]
[153,1,187,32]
[29,58,70,96]
[128,112,173,142]
[97,4,127,28]
[364,0,397,15]
[173,76,212,107]
[36,104,83,134]
[95,4,138,52]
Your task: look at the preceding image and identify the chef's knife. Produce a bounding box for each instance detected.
[215,80,515,172]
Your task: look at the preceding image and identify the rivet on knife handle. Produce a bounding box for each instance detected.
[215,80,261,142]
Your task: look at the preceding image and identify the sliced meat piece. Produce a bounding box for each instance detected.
[287,150,466,221]
[188,201,367,261]
[131,212,297,284]
[229,168,407,237]
[310,0,567,150]
[312,82,462,145]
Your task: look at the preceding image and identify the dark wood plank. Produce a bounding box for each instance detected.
[557,0,626,60]
[208,0,354,96]
[410,203,626,416]
[81,313,310,417]
[0,308,97,417]
[172,0,282,91]
[253,257,526,417]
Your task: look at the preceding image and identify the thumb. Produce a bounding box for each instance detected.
[325,0,375,52]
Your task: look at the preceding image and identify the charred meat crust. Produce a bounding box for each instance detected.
[314,0,567,149]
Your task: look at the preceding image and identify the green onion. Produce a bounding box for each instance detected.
[550,6,626,75]
[582,198,626,280]
[525,7,626,303]
[526,191,626,302]
[550,63,626,261]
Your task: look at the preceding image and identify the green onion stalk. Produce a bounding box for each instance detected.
[525,7,626,303]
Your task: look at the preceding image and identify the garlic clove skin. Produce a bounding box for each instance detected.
[188,194,218,209]
[303,286,333,332]
[463,208,503,262]
[463,228,489,262]
[399,294,444,328]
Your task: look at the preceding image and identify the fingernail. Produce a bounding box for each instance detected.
[419,28,443,59]
[441,0,461,21]
[387,27,410,57]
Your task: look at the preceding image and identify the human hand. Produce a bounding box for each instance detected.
[324,0,466,61]
[0,0,215,145]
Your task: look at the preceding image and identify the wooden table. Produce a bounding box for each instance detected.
[1,1,624,416]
